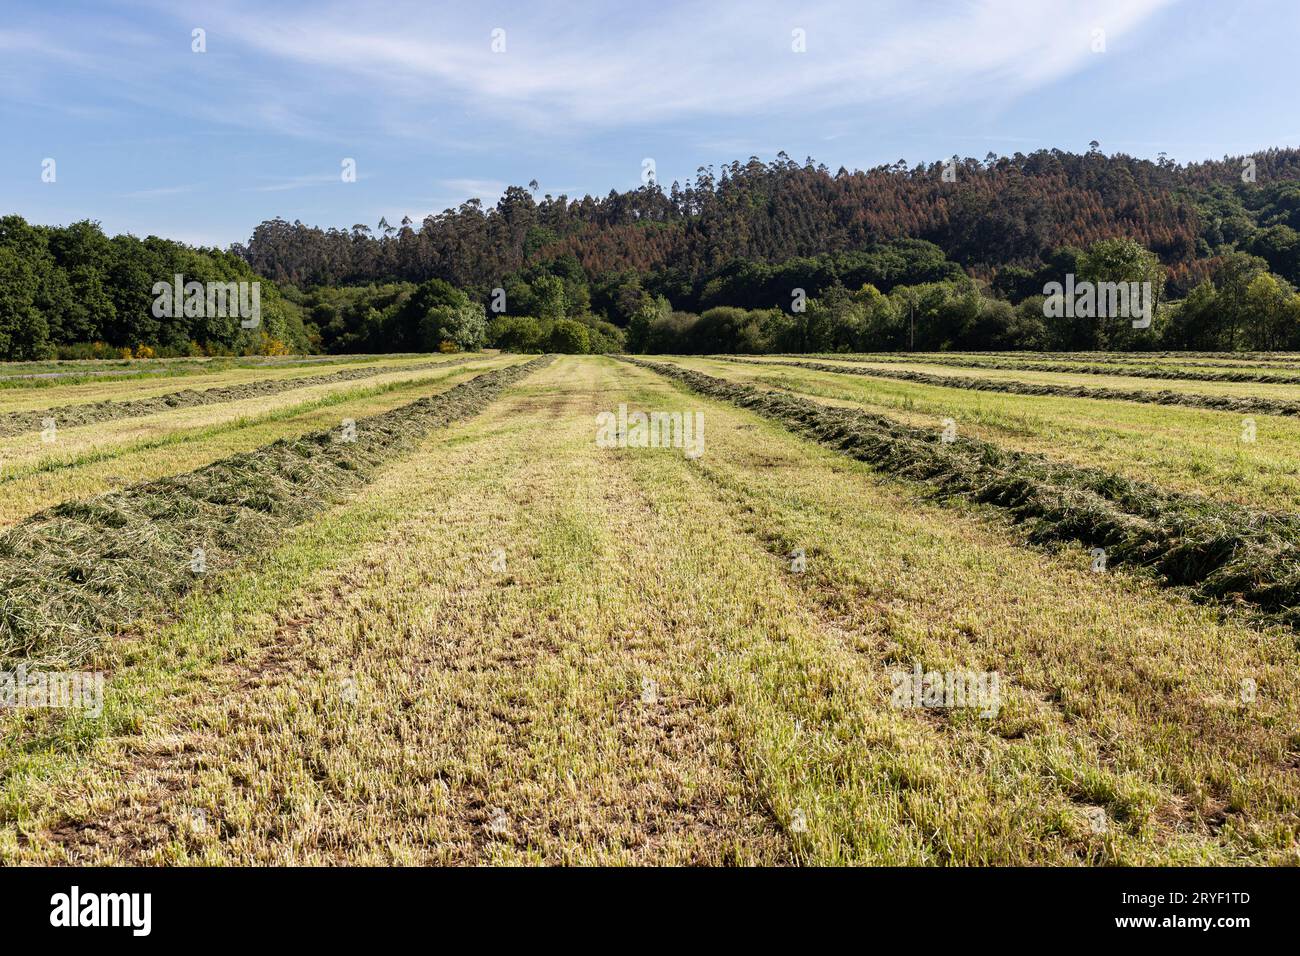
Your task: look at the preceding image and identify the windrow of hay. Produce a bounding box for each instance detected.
[0,356,489,437]
[795,354,1300,386]
[628,357,1300,626]
[716,356,1300,417]
[0,356,553,670]
[978,350,1300,361]
[966,352,1300,371]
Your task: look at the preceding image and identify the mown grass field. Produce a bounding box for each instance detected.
[1,352,1298,865]
[678,355,1300,511]
[763,354,1300,400]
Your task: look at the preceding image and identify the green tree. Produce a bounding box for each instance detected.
[1078,238,1166,348]
[0,246,51,359]
[548,318,590,354]
[1166,280,1218,349]
[1243,272,1300,350]
[852,284,900,350]
[489,315,546,352]
[531,274,567,322]
[625,294,670,353]
[422,302,487,351]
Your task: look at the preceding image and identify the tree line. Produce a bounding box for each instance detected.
[6,147,1300,358]
[289,234,1300,355]
[0,216,311,360]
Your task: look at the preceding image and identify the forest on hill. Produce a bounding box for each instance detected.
[233,146,1300,355]
[237,148,1300,292]
[5,148,1300,359]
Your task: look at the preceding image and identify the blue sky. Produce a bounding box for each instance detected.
[2,0,1296,248]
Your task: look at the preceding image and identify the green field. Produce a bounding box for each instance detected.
[680,355,1300,511]
[1,353,1297,865]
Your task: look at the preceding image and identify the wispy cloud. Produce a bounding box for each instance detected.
[178,0,1177,134]
[0,0,1181,145]
[6,0,1251,249]
[248,172,359,192]
[116,184,200,199]
[0,29,95,64]
[439,178,508,199]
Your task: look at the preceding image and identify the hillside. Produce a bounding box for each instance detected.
[237,147,1300,296]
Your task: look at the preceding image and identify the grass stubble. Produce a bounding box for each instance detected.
[718,355,1300,418]
[1,356,1297,865]
[0,355,490,438]
[628,357,1300,627]
[0,356,519,527]
[0,356,553,670]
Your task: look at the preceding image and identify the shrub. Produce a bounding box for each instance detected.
[548,318,590,354]
[489,315,546,352]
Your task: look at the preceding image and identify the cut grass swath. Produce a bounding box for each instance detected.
[906,351,1300,371]
[980,350,1300,361]
[986,354,1300,371]
[628,357,1300,627]
[716,356,1300,417]
[804,354,1300,386]
[0,363,504,495]
[0,353,424,392]
[0,356,553,670]
[0,355,489,438]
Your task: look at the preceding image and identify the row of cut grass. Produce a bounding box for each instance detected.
[669,356,1300,512]
[0,358,521,528]
[0,356,553,669]
[5,357,1295,864]
[849,350,1300,367]
[735,355,1300,401]
[0,353,447,413]
[798,353,1300,385]
[631,357,1300,627]
[0,353,432,393]
[0,355,491,437]
[717,356,1300,418]
[912,351,1300,370]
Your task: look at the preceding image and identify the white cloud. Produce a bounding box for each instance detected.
[0,0,1182,145]
[439,178,508,199]
[116,184,199,200]
[181,0,1178,132]
[0,29,94,64]
[249,172,358,192]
